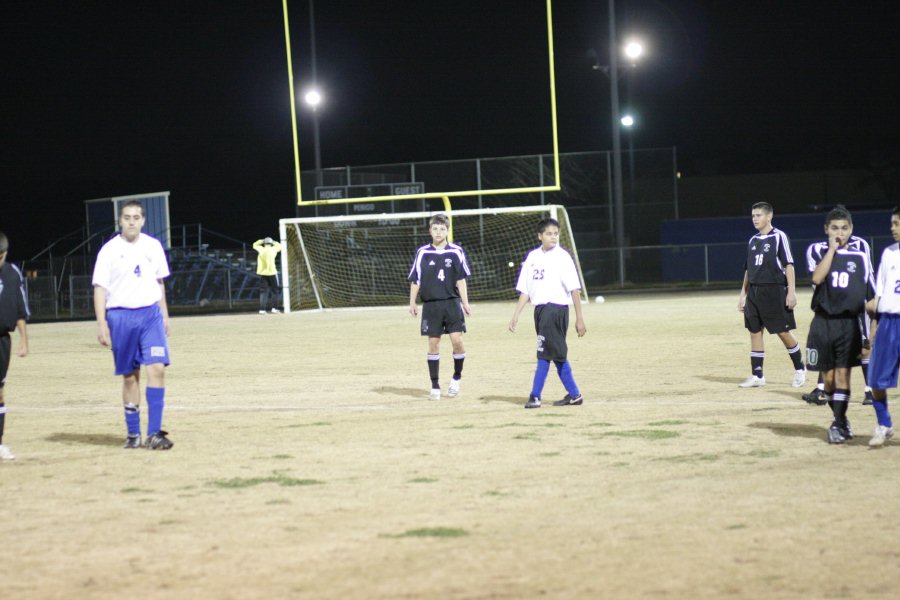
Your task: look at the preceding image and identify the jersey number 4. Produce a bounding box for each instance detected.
[436,269,445,281]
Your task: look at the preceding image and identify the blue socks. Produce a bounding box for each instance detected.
[554,360,580,397]
[873,398,892,428]
[531,359,551,398]
[124,403,140,436]
[146,387,166,435]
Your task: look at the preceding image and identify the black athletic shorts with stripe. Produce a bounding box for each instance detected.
[534,303,569,362]
[0,333,10,389]
[420,298,466,336]
[805,313,862,372]
[744,284,797,334]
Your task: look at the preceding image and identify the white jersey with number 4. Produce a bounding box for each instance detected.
[92,233,170,309]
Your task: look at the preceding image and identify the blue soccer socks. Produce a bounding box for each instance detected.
[554,360,581,398]
[124,402,141,436]
[146,387,166,436]
[531,359,551,399]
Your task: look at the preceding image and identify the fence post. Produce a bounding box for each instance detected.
[619,246,626,288]
[227,270,233,309]
[704,244,709,285]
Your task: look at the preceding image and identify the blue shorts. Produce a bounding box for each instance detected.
[107,305,170,376]
[868,314,900,390]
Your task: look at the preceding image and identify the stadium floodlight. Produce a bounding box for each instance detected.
[304,89,322,108]
[623,39,644,64]
[620,114,635,128]
[281,0,562,209]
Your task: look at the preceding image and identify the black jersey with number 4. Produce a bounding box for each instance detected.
[809,249,874,316]
[746,228,793,285]
[407,243,471,302]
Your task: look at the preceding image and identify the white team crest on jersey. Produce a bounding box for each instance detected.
[444,258,453,268]
[847,262,857,273]
[763,243,771,252]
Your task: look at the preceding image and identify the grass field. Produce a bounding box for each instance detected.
[3,290,899,599]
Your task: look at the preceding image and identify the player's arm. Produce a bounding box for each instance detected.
[158,279,170,336]
[811,240,838,286]
[508,293,530,332]
[93,285,111,347]
[572,291,586,337]
[409,282,420,316]
[738,270,749,312]
[457,279,471,316]
[784,264,797,309]
[15,318,28,357]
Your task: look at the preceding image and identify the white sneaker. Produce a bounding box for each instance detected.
[0,445,15,461]
[738,375,766,388]
[447,378,461,397]
[869,425,895,447]
[792,369,806,388]
[270,308,281,314]
[429,389,441,401]
[258,310,267,315]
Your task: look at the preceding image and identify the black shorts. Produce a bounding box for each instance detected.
[421,299,466,337]
[534,303,569,362]
[744,285,796,334]
[0,333,10,389]
[805,314,863,372]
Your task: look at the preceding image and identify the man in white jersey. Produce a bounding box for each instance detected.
[863,207,900,447]
[93,201,173,450]
[509,218,586,409]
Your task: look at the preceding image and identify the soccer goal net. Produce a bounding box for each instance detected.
[278,205,587,311]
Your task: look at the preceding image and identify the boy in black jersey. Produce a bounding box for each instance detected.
[737,202,806,388]
[805,206,875,444]
[408,214,472,400]
[0,232,30,461]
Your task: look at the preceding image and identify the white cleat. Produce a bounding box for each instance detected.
[0,445,16,461]
[869,425,894,448]
[738,375,766,388]
[270,308,281,314]
[447,378,461,398]
[792,369,807,388]
[429,389,441,401]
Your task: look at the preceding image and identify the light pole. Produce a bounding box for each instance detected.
[304,89,323,189]
[620,113,636,210]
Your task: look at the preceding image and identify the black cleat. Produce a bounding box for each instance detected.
[863,391,874,406]
[827,424,846,445]
[145,430,174,450]
[552,393,584,406]
[838,419,854,440]
[524,395,541,409]
[123,434,142,449]
[803,388,827,406]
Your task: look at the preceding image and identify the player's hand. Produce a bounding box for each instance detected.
[737,295,746,312]
[785,291,797,310]
[575,318,586,337]
[409,303,418,317]
[97,322,111,347]
[508,316,518,332]
[17,339,28,357]
[462,302,472,316]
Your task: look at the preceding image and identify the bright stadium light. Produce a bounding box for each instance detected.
[620,114,635,128]
[623,39,645,64]
[304,89,322,108]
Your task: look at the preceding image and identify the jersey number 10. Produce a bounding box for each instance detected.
[831,271,850,288]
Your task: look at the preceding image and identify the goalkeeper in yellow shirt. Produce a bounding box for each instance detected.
[253,237,282,314]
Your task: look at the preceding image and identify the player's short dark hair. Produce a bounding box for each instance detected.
[892,206,900,218]
[0,231,8,254]
[429,214,450,228]
[751,202,773,214]
[825,204,852,226]
[537,218,560,233]
[121,200,144,216]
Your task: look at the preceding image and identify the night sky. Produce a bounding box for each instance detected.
[3,0,899,259]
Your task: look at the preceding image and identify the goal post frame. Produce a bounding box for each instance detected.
[278,204,587,313]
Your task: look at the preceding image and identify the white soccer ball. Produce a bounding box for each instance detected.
[594,295,605,304]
